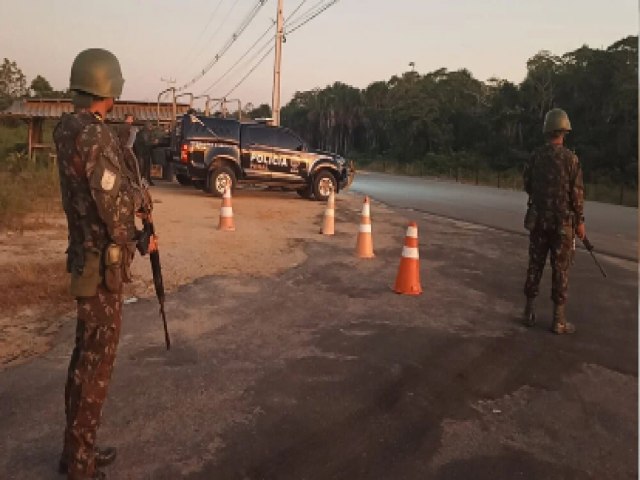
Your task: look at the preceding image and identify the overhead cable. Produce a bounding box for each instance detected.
[287,0,340,34]
[202,0,311,95]
[182,0,227,65]
[219,0,340,99]
[190,0,240,64]
[202,21,276,93]
[177,0,269,92]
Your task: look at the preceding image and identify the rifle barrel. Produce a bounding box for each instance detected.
[582,237,607,278]
[160,302,171,350]
[150,246,170,348]
[589,251,608,278]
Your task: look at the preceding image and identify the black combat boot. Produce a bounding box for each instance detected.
[551,304,576,334]
[523,297,536,327]
[59,447,117,475]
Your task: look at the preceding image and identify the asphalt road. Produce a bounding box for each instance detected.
[351,171,638,260]
[0,189,636,479]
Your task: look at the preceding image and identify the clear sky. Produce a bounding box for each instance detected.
[1,0,637,109]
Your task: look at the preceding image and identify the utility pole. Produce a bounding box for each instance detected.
[271,0,284,126]
[161,77,176,89]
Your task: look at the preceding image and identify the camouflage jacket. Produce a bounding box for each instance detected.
[54,111,141,274]
[133,127,153,158]
[523,143,585,226]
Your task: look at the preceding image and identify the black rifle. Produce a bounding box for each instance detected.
[138,209,171,350]
[124,128,171,350]
[582,236,607,278]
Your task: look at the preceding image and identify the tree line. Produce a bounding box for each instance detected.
[0,58,69,110]
[277,35,638,198]
[2,36,638,203]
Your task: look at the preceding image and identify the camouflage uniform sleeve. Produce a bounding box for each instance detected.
[77,123,137,245]
[569,153,585,223]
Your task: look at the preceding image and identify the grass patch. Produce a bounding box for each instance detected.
[0,120,28,160]
[0,153,61,231]
[0,260,69,315]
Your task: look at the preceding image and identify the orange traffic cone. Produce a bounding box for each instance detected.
[218,185,235,231]
[356,196,374,258]
[321,189,335,235]
[393,222,422,295]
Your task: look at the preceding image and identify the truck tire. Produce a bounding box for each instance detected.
[296,186,312,199]
[176,174,192,186]
[312,170,337,201]
[209,165,236,197]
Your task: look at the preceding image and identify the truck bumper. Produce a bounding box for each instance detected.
[173,163,189,177]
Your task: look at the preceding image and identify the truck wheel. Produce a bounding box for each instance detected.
[296,186,312,199]
[312,170,337,201]
[176,174,192,186]
[209,166,236,197]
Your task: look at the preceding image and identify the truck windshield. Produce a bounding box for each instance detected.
[182,116,240,142]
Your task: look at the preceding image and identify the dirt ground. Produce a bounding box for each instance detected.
[0,181,350,369]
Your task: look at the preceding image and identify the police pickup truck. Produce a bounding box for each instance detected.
[170,114,353,201]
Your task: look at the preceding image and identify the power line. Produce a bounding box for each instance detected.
[219,0,340,99]
[196,0,266,74]
[181,0,227,66]
[190,0,240,65]
[202,21,275,94]
[285,0,328,27]
[222,46,275,99]
[201,0,310,95]
[287,0,340,34]
[177,0,270,92]
[285,0,311,24]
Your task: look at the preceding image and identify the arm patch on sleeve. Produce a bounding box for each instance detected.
[101,169,117,191]
[90,157,122,196]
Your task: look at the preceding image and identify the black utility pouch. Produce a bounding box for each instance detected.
[70,248,102,298]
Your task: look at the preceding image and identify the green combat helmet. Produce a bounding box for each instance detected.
[543,108,571,134]
[70,48,124,98]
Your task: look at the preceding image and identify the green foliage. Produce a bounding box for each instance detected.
[0,119,28,160]
[30,74,54,98]
[248,103,272,119]
[281,35,638,205]
[0,58,27,110]
[29,74,70,99]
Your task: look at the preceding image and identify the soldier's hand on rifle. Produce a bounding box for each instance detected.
[148,234,158,253]
[575,223,586,240]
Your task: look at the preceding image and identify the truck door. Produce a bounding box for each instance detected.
[271,127,307,181]
[241,125,274,180]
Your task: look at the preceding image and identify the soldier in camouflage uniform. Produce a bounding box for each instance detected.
[133,122,155,186]
[53,48,145,480]
[523,108,586,334]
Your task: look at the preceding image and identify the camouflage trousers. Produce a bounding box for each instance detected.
[524,224,574,305]
[63,285,122,479]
